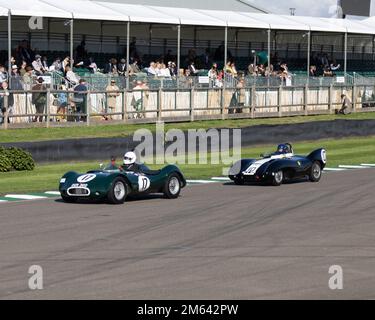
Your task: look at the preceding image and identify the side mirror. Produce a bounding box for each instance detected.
[99,163,104,169]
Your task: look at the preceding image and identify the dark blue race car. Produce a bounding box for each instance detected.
[228,143,327,186]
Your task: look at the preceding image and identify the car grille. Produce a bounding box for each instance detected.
[67,187,90,196]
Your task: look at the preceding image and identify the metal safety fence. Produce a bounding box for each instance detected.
[1,83,375,129]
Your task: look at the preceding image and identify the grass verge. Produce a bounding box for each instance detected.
[0,136,374,195]
[1,112,375,143]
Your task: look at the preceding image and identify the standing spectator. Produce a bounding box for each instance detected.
[146,62,157,76]
[41,56,49,71]
[188,61,199,76]
[32,54,46,75]
[235,78,246,113]
[31,77,47,122]
[0,65,8,84]
[131,80,147,118]
[323,66,333,77]
[158,63,170,78]
[51,57,62,72]
[309,65,317,77]
[19,61,28,76]
[10,65,23,90]
[0,81,13,125]
[225,61,238,77]
[104,58,118,75]
[23,66,34,90]
[118,58,127,76]
[62,56,71,71]
[73,79,88,122]
[208,63,221,87]
[247,63,257,76]
[129,59,140,75]
[55,84,68,122]
[330,59,340,71]
[105,80,120,120]
[65,66,80,86]
[104,58,113,74]
[168,61,177,77]
[337,93,352,115]
[87,57,98,74]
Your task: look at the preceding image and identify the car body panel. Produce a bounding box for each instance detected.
[228,148,326,184]
[59,164,186,201]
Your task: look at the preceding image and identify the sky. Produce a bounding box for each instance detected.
[249,0,375,17]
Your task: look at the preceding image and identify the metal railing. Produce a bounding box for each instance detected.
[1,82,374,129]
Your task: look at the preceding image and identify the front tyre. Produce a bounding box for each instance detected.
[61,194,77,203]
[309,161,322,182]
[233,177,245,185]
[107,177,128,204]
[164,173,181,199]
[272,170,283,186]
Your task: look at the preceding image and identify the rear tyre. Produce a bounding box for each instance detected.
[107,177,128,204]
[309,161,322,182]
[61,194,77,203]
[272,170,283,186]
[164,173,181,199]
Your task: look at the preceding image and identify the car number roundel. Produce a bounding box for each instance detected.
[138,176,151,192]
[321,149,327,164]
[77,174,96,183]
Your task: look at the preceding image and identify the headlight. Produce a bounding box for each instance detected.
[60,178,66,183]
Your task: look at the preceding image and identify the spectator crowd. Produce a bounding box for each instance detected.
[0,38,344,125]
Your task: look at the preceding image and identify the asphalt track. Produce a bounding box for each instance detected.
[1,169,375,299]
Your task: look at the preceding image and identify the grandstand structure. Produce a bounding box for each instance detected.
[1,0,375,130]
[0,0,375,78]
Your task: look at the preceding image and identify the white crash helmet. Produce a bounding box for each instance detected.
[123,151,136,165]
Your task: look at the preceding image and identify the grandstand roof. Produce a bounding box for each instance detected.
[0,0,375,35]
[98,0,269,13]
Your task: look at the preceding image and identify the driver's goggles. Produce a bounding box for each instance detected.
[124,157,133,161]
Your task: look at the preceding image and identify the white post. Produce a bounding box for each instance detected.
[177,24,181,76]
[224,26,228,69]
[126,21,130,90]
[267,29,271,69]
[8,10,11,75]
[70,19,74,66]
[344,32,348,76]
[307,31,311,77]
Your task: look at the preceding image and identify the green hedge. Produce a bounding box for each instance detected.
[0,146,35,172]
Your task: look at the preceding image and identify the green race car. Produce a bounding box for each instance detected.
[59,163,186,204]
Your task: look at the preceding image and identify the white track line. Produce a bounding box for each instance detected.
[45,191,60,195]
[0,200,8,202]
[187,180,217,184]
[5,194,48,200]
[339,165,370,169]
[361,164,375,167]
[323,167,347,171]
[211,177,231,181]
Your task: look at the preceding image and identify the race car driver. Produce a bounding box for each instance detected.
[120,151,142,172]
[274,144,293,156]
